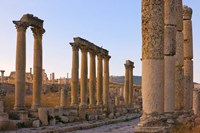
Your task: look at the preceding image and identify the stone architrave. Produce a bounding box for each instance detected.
[164,0,176,113]
[175,0,184,111]
[103,55,111,107]
[31,27,45,110]
[80,46,88,107]
[141,0,164,114]
[183,6,193,110]
[124,61,129,106]
[89,50,96,108]
[70,43,79,107]
[13,21,29,110]
[97,52,103,107]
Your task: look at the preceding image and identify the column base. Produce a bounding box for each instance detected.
[13,105,27,111]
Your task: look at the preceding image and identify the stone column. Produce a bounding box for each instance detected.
[103,55,111,107]
[183,6,193,110]
[70,43,79,107]
[80,46,88,107]
[97,53,103,107]
[13,21,28,110]
[193,88,200,115]
[175,0,184,111]
[142,0,164,114]
[89,50,96,108]
[31,27,45,110]
[124,61,129,106]
[164,0,176,113]
[128,62,134,106]
[0,71,5,83]
[52,73,55,84]
[60,88,68,107]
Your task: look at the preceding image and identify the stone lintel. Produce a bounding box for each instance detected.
[20,14,43,28]
[73,37,108,55]
[183,6,192,20]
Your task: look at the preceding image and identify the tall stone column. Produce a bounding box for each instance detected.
[51,73,55,84]
[13,21,28,110]
[80,46,88,107]
[183,6,193,110]
[164,0,176,113]
[89,50,96,108]
[142,0,164,114]
[175,0,184,111]
[128,62,134,106]
[124,62,129,106]
[103,55,111,107]
[31,27,45,110]
[0,71,5,83]
[70,43,79,107]
[97,53,103,107]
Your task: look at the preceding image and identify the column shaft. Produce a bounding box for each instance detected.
[103,55,110,106]
[124,64,129,106]
[89,51,96,108]
[14,22,28,110]
[128,65,133,106]
[97,54,103,106]
[80,47,88,107]
[142,0,164,114]
[60,88,68,107]
[31,28,45,110]
[70,43,79,107]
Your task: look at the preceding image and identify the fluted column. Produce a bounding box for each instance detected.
[164,0,176,112]
[70,43,79,107]
[13,21,28,110]
[124,63,129,106]
[175,0,184,111]
[183,6,193,110]
[31,27,45,110]
[97,53,103,106]
[89,50,96,108]
[103,55,111,107]
[80,46,88,107]
[128,62,134,106]
[142,0,164,114]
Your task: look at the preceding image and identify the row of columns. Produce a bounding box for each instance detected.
[123,60,134,106]
[70,42,111,108]
[141,0,193,115]
[13,20,45,111]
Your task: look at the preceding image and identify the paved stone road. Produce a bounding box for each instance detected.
[70,118,139,133]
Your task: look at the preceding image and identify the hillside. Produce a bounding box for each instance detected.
[110,75,141,85]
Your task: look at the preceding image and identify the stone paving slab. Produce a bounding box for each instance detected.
[3,113,141,133]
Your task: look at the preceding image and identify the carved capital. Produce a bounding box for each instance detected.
[104,55,111,61]
[13,21,29,32]
[70,43,79,51]
[31,27,45,39]
[183,6,192,20]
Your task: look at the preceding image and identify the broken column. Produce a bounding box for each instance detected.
[164,0,176,113]
[89,50,96,108]
[79,46,88,108]
[60,87,68,107]
[183,6,193,110]
[70,43,79,107]
[0,71,5,83]
[31,27,45,110]
[13,21,28,110]
[103,55,111,107]
[175,0,184,111]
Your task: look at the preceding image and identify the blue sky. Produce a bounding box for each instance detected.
[0,0,199,83]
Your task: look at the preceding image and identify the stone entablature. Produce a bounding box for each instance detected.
[20,14,43,28]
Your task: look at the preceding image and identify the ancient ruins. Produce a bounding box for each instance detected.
[0,0,200,133]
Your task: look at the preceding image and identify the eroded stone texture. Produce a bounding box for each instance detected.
[193,89,200,115]
[164,26,176,55]
[176,0,183,31]
[141,0,164,114]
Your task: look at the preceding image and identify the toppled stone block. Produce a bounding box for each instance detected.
[108,113,114,119]
[49,118,56,126]
[32,120,40,128]
[38,108,48,126]
[60,116,69,123]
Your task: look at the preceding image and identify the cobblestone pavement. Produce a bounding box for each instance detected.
[70,118,139,133]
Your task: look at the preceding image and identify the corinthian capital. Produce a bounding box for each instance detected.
[31,27,45,39]
[13,21,29,32]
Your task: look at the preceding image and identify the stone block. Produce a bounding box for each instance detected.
[32,120,40,128]
[164,25,176,55]
[108,113,114,119]
[49,118,56,126]
[60,116,69,123]
[38,108,48,126]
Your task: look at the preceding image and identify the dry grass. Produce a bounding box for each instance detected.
[2,93,70,113]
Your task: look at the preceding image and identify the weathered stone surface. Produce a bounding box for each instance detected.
[176,0,183,31]
[164,25,176,55]
[38,108,48,126]
[60,116,69,123]
[32,120,40,128]
[175,32,184,66]
[193,89,200,115]
[164,0,176,25]
[183,6,193,20]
